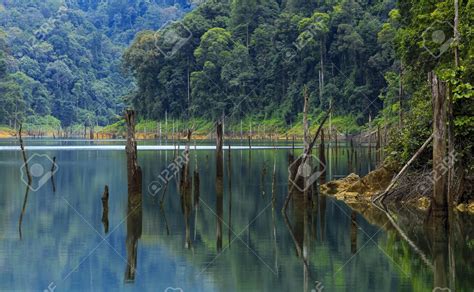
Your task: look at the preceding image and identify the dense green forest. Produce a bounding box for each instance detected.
[0,0,190,128]
[124,0,397,125]
[0,0,473,162]
[123,0,473,166]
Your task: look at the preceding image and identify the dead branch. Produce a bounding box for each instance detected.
[373,134,433,203]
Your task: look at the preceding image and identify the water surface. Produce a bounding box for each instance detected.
[0,139,472,291]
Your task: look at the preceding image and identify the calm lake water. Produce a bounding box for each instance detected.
[0,139,472,291]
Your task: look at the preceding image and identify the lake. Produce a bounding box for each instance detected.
[0,139,472,291]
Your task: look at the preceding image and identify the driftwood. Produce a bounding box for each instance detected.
[372,134,433,203]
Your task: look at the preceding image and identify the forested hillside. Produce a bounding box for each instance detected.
[124,0,473,168]
[124,0,397,125]
[0,0,190,128]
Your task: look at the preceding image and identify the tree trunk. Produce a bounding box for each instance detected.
[454,0,460,67]
[430,72,448,219]
[125,110,142,203]
[215,121,224,252]
[303,85,310,153]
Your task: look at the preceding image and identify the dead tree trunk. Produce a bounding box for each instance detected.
[319,129,326,183]
[19,124,32,185]
[125,110,142,204]
[454,0,460,67]
[303,85,310,153]
[399,63,404,128]
[102,185,109,233]
[124,109,142,282]
[430,72,448,220]
[283,106,333,213]
[215,121,224,252]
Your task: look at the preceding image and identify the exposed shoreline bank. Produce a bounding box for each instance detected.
[321,167,474,214]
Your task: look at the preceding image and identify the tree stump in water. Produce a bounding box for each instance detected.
[428,72,449,233]
[125,110,142,204]
[215,121,224,252]
[101,185,109,233]
[124,109,143,282]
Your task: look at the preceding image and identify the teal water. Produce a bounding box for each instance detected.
[0,139,472,291]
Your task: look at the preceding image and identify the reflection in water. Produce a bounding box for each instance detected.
[227,145,232,245]
[2,138,474,291]
[350,211,357,254]
[18,186,30,240]
[215,122,224,252]
[193,147,200,241]
[124,200,142,282]
[180,132,192,249]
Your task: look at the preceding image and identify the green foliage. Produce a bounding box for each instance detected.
[124,0,395,127]
[384,0,474,170]
[0,0,188,127]
[23,115,61,133]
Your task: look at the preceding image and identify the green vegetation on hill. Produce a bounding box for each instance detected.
[124,0,396,125]
[0,0,189,128]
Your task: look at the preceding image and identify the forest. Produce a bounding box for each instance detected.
[123,0,473,173]
[0,1,473,291]
[0,0,190,128]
